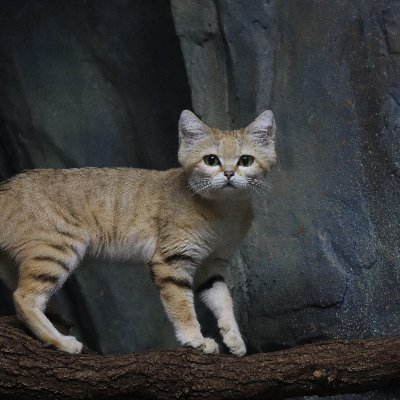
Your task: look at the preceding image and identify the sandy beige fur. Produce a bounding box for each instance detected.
[0,110,276,355]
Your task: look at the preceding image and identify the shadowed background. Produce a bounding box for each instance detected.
[0,1,399,399]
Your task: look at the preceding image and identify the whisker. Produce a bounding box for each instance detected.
[188,180,215,197]
[245,178,271,197]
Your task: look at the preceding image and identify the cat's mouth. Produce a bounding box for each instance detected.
[222,182,237,190]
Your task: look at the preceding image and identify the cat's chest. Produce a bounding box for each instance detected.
[207,212,250,259]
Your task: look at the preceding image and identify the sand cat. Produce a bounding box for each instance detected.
[0,110,276,355]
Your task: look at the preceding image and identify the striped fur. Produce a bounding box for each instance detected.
[0,110,276,355]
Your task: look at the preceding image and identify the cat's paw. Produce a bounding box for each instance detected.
[57,335,83,354]
[222,330,246,357]
[185,337,219,354]
[201,338,220,354]
[218,320,246,356]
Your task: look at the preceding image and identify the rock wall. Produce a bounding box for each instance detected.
[0,1,400,398]
[172,0,400,348]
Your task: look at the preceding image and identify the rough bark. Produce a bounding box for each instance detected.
[0,316,399,400]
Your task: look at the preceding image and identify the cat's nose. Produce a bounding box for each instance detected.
[224,170,235,180]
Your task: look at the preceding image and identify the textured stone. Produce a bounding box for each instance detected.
[171,0,278,128]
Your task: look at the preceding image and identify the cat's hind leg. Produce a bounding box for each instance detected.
[13,243,84,353]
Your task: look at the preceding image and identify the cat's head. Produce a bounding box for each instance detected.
[178,110,276,200]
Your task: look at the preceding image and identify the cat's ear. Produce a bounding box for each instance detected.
[245,110,276,147]
[179,110,212,148]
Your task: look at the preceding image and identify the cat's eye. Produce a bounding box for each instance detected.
[237,155,254,167]
[203,154,220,166]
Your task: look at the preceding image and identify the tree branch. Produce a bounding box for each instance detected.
[0,315,399,399]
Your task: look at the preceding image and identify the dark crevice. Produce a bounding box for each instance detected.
[213,0,237,128]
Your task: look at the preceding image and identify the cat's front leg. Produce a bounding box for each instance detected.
[149,254,219,354]
[195,260,246,356]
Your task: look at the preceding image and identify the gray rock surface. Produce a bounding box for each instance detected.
[0,0,400,397]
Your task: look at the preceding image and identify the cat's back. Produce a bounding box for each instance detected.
[0,166,172,222]
[0,167,154,196]
[0,167,166,250]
